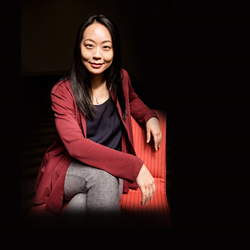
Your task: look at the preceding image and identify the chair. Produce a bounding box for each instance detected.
[23,110,171,227]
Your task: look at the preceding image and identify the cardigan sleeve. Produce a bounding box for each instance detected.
[123,70,158,125]
[51,81,143,183]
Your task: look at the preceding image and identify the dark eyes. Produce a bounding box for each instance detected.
[85,44,93,48]
[85,44,111,50]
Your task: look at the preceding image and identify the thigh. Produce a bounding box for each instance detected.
[64,159,123,201]
[64,161,88,201]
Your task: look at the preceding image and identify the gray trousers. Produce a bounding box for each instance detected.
[63,159,123,228]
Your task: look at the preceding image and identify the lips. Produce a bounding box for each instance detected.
[90,63,103,68]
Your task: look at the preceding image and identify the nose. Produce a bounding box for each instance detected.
[92,47,102,60]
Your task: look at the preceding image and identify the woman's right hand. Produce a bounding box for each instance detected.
[136,164,155,205]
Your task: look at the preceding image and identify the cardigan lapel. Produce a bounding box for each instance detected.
[80,110,86,138]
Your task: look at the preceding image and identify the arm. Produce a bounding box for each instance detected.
[51,82,143,183]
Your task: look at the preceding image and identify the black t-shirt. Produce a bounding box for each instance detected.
[86,97,122,151]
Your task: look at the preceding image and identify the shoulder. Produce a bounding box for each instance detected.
[51,79,73,98]
[121,69,132,91]
[50,79,76,108]
[121,68,129,81]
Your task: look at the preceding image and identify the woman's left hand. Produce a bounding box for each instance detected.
[146,117,162,151]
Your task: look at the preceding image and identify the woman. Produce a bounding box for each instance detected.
[33,14,162,227]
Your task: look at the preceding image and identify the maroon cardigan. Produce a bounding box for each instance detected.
[33,69,157,215]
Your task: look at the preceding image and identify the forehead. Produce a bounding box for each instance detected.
[82,23,112,42]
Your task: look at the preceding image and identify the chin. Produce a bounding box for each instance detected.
[90,67,111,75]
[89,69,105,75]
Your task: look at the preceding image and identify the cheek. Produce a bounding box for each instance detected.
[104,52,114,63]
[81,49,91,61]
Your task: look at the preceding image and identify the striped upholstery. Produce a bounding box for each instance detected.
[119,110,170,227]
[24,110,170,227]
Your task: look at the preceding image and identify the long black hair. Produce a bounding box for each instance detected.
[59,14,126,120]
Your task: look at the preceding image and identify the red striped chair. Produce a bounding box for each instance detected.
[23,110,171,228]
[120,110,170,227]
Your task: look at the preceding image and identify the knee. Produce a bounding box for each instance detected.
[97,170,118,186]
[91,169,119,192]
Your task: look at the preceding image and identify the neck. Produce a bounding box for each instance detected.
[90,73,106,90]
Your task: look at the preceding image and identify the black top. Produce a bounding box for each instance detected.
[86,97,122,151]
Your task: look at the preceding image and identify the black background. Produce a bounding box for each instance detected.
[4,0,250,236]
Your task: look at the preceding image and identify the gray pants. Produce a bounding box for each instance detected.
[63,159,123,227]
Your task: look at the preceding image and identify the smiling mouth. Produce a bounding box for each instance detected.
[90,63,103,68]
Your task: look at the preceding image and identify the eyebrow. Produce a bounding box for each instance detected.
[84,39,112,44]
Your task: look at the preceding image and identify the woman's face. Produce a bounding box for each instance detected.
[80,22,114,76]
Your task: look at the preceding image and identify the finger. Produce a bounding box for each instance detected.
[149,180,156,201]
[142,186,148,205]
[147,186,152,204]
[156,132,163,150]
[157,135,162,150]
[153,133,160,151]
[144,185,151,205]
[146,187,152,204]
[150,183,155,201]
[159,131,162,145]
[146,130,151,143]
[144,184,153,205]
[140,187,146,205]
